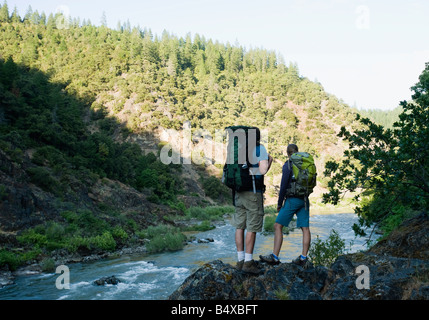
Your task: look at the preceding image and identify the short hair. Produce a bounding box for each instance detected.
[287,144,298,156]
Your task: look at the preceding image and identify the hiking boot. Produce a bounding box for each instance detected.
[236,260,244,271]
[292,256,312,269]
[259,253,280,265]
[242,260,262,274]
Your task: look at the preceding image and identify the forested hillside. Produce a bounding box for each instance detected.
[0,4,362,200]
[356,106,402,129]
[0,5,366,269]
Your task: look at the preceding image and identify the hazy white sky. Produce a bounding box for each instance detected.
[7,0,429,110]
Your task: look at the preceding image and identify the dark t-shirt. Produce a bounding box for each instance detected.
[277,160,293,207]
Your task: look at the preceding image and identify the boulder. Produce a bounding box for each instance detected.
[93,275,121,286]
[0,268,14,288]
[169,260,328,300]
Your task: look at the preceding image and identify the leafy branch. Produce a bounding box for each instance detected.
[323,63,429,236]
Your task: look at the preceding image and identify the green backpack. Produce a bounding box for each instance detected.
[286,152,317,197]
[222,126,264,194]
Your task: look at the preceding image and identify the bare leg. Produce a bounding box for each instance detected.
[235,229,245,252]
[273,223,284,256]
[301,227,311,256]
[245,231,256,254]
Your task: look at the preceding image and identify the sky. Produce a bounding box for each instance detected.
[6,0,429,110]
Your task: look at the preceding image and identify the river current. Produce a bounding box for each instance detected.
[0,213,375,300]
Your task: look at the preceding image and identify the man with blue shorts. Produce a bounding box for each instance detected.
[260,144,311,268]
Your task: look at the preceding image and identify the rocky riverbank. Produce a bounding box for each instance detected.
[170,212,429,300]
[0,235,215,289]
[0,244,147,288]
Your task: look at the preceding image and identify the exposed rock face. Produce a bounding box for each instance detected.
[0,149,59,231]
[323,253,428,300]
[369,212,429,260]
[93,275,121,286]
[170,212,429,300]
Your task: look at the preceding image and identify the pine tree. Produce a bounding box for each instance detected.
[11,5,20,23]
[0,1,10,22]
[100,11,107,27]
[0,56,18,88]
[23,5,32,23]
[30,10,40,25]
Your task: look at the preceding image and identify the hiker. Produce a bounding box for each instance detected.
[260,144,315,269]
[227,128,273,274]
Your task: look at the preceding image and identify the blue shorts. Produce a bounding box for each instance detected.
[276,197,310,228]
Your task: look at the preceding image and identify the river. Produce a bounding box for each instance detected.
[0,213,375,300]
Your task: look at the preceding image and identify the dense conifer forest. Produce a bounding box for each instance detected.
[0,3,363,203]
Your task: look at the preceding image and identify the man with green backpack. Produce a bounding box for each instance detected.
[260,144,317,269]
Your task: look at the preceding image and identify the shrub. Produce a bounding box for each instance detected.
[186,206,208,220]
[17,228,48,247]
[45,222,65,242]
[308,229,346,267]
[111,226,129,242]
[66,235,90,253]
[0,248,41,271]
[204,206,234,217]
[75,210,110,235]
[41,258,55,272]
[146,232,186,253]
[264,205,278,215]
[274,288,290,300]
[0,249,21,271]
[379,205,419,238]
[32,146,66,167]
[263,215,277,232]
[168,200,186,213]
[142,224,172,239]
[90,231,116,251]
[186,206,234,221]
[15,208,134,258]
[26,167,60,194]
[201,176,230,201]
[141,224,187,253]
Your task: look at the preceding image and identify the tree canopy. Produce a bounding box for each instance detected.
[324,63,429,237]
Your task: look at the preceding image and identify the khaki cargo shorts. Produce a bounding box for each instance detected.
[232,191,264,232]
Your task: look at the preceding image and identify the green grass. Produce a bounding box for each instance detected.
[263,205,296,233]
[0,209,138,270]
[0,248,41,271]
[263,214,277,233]
[274,288,290,300]
[185,205,235,221]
